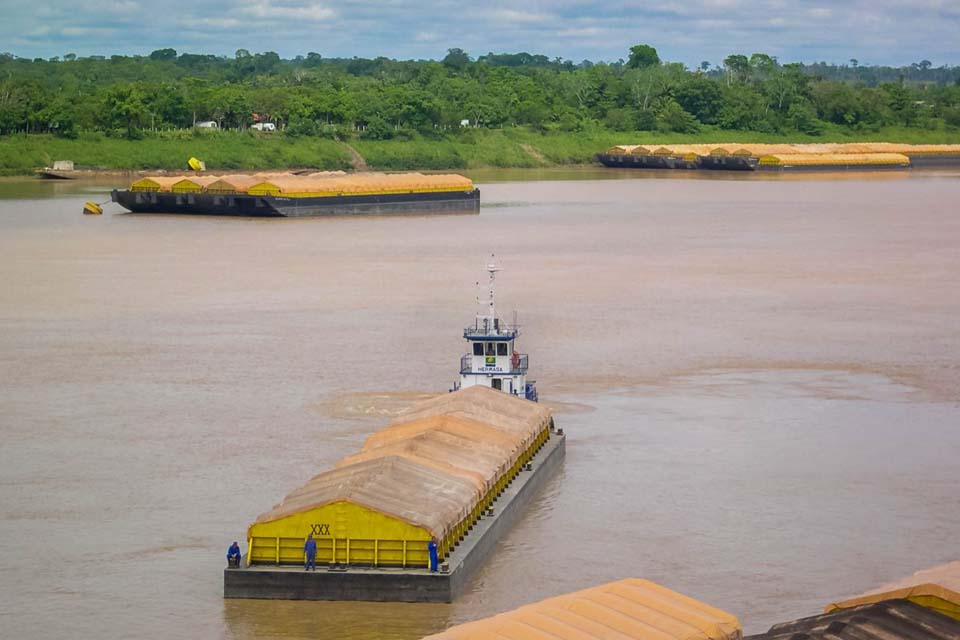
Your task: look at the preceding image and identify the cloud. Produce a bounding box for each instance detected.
[239,1,336,21]
[60,26,116,36]
[556,27,606,38]
[184,17,244,30]
[0,0,957,67]
[488,9,555,24]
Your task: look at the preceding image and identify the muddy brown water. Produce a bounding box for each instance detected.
[1,168,958,639]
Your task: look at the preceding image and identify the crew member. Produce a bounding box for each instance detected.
[227,541,241,568]
[304,534,317,571]
[428,538,439,572]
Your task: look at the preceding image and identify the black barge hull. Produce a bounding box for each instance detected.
[596,153,757,171]
[595,153,701,170]
[111,189,481,217]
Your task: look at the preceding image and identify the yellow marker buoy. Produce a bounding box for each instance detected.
[83,201,103,215]
[187,157,205,171]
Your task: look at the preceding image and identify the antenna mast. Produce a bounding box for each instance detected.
[486,254,499,323]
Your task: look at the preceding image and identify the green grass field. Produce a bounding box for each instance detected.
[0,131,352,176]
[2,126,959,176]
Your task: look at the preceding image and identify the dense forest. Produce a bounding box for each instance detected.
[2,45,960,140]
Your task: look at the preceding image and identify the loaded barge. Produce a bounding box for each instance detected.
[224,262,564,602]
[112,172,480,217]
[597,142,960,172]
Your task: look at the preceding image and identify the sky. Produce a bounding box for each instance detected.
[2,0,959,68]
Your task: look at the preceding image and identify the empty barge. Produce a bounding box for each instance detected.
[112,172,480,217]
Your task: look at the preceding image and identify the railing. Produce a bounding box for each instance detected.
[463,320,518,339]
[460,353,529,374]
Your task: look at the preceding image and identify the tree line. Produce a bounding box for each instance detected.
[1,45,958,139]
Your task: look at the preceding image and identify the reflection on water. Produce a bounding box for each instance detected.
[223,600,452,640]
[462,165,934,183]
[1,170,958,639]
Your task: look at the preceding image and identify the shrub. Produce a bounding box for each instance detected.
[362,116,394,140]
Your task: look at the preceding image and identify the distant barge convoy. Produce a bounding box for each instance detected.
[597,142,960,171]
[111,172,480,217]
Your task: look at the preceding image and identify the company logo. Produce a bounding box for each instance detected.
[310,524,331,536]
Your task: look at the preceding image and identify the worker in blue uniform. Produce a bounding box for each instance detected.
[428,538,439,572]
[227,541,241,568]
[304,534,317,571]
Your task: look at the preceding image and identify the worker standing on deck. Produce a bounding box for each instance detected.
[428,538,439,572]
[304,534,317,571]
[227,541,241,568]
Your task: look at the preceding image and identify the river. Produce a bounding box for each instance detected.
[1,168,958,639]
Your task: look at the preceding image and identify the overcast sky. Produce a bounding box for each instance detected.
[3,0,958,67]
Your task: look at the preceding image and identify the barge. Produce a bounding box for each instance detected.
[423,579,742,640]
[597,142,960,172]
[111,172,480,217]
[224,262,563,602]
[112,188,480,217]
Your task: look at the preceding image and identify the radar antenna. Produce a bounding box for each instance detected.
[486,254,499,322]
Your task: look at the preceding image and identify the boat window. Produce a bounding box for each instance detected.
[485,342,496,356]
[496,343,508,356]
[473,342,484,356]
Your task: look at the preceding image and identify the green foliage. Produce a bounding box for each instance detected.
[787,103,824,135]
[657,100,700,133]
[718,86,769,130]
[675,77,723,124]
[0,48,959,172]
[361,116,394,140]
[286,117,319,137]
[627,45,660,70]
[812,82,867,125]
[603,108,636,131]
[635,109,658,131]
[149,48,177,61]
[943,106,960,128]
[724,55,750,82]
[442,48,471,71]
[101,83,149,137]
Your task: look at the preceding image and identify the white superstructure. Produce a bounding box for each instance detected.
[453,258,538,401]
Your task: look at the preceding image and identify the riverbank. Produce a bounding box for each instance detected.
[3,126,960,176]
